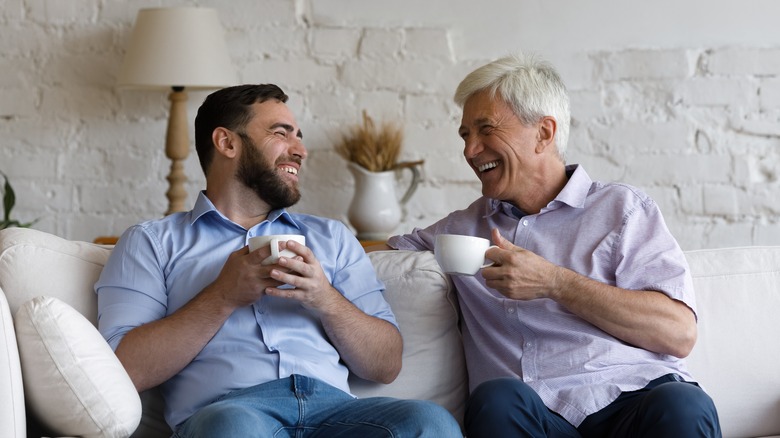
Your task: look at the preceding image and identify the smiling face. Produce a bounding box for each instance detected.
[236,100,307,209]
[458,90,546,208]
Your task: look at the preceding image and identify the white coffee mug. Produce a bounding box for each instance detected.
[434,234,496,275]
[248,234,306,265]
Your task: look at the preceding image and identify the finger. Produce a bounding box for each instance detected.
[269,267,303,288]
[265,287,297,301]
[481,262,504,280]
[492,228,512,249]
[247,244,273,264]
[282,240,313,261]
[276,255,309,276]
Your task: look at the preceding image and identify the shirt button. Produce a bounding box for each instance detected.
[526,342,532,348]
[522,219,529,226]
[507,307,515,313]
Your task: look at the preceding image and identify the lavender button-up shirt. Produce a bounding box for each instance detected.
[388,164,696,426]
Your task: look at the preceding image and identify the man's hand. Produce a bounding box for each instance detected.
[482,228,563,301]
[209,244,288,308]
[480,228,697,357]
[262,239,342,311]
[263,239,403,383]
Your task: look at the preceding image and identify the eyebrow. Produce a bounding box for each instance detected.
[271,122,303,139]
[459,117,491,134]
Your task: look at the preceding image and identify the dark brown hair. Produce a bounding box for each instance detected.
[194,84,289,175]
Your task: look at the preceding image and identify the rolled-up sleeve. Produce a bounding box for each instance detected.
[95,225,169,350]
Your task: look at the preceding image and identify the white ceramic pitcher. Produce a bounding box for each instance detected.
[346,161,421,240]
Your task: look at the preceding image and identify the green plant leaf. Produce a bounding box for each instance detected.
[2,172,14,223]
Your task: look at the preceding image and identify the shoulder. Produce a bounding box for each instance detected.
[287,212,349,234]
[286,212,359,249]
[588,180,656,211]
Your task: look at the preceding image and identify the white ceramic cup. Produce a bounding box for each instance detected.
[248,234,306,266]
[434,234,496,275]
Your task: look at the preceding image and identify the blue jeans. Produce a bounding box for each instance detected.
[465,374,721,438]
[173,374,462,438]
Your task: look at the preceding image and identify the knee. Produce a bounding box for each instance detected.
[468,378,538,414]
[391,400,463,438]
[397,400,462,436]
[466,378,544,424]
[182,402,274,437]
[644,382,721,434]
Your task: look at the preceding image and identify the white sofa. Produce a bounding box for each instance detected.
[1,227,779,438]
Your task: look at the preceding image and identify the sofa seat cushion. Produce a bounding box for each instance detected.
[685,246,780,438]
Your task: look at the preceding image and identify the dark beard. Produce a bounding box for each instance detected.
[236,133,301,209]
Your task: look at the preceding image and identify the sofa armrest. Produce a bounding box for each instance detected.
[685,246,780,438]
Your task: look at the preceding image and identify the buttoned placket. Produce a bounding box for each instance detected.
[509,213,539,382]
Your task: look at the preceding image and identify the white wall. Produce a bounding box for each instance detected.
[2,0,780,249]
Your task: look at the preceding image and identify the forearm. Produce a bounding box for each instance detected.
[115,285,235,392]
[318,289,403,383]
[551,266,697,357]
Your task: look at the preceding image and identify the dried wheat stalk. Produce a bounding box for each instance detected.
[334,110,404,172]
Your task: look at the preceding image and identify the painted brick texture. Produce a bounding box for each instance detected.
[1,1,779,250]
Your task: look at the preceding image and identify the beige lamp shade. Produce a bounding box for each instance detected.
[118,7,237,89]
[118,7,236,215]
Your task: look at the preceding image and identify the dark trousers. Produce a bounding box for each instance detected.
[464,374,722,438]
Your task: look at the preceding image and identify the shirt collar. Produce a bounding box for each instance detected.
[189,191,301,230]
[485,164,592,219]
[553,164,591,209]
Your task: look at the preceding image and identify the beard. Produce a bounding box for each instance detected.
[236,134,301,210]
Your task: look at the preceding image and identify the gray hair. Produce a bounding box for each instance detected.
[454,53,571,161]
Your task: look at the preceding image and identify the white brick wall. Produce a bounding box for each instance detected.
[2,0,780,250]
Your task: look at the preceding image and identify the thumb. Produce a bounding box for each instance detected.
[491,228,513,249]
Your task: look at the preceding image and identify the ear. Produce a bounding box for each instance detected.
[535,116,557,154]
[212,127,238,159]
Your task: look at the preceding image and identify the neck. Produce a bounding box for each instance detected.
[511,162,568,214]
[205,178,273,230]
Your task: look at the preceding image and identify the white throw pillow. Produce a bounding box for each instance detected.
[351,250,468,425]
[14,296,141,438]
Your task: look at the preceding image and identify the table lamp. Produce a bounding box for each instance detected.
[118,7,237,215]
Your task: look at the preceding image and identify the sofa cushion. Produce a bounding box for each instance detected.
[0,290,25,438]
[685,246,780,438]
[0,227,110,323]
[14,296,141,438]
[350,250,468,425]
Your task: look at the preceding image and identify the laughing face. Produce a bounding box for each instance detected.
[236,100,307,210]
[458,90,544,207]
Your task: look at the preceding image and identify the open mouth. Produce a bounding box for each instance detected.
[279,165,298,176]
[477,160,500,173]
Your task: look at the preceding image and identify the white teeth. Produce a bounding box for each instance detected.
[280,166,298,175]
[478,161,499,172]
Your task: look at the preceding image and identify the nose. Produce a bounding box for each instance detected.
[463,134,482,160]
[291,137,308,160]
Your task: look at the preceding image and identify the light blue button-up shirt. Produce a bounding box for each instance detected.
[96,192,396,428]
[388,164,696,427]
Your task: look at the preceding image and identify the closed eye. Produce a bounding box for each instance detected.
[270,122,302,140]
[479,125,494,135]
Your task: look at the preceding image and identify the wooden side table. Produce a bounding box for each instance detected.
[93,236,119,245]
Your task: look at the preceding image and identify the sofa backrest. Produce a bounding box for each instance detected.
[0,228,109,324]
[685,246,780,438]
